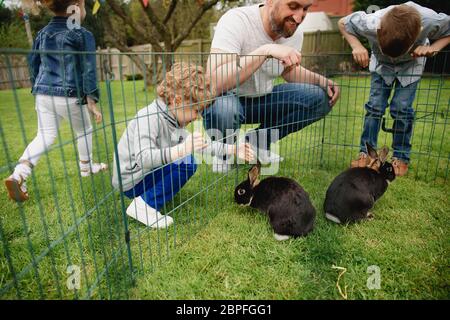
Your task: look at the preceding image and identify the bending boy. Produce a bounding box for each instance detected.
[339,2,450,176]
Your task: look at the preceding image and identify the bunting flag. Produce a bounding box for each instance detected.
[142,0,149,8]
[93,0,101,15]
[18,10,29,21]
[92,0,106,15]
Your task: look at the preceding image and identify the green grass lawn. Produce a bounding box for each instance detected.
[0,76,449,299]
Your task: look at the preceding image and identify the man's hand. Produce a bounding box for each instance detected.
[233,143,255,162]
[411,45,438,58]
[325,79,340,107]
[352,45,369,68]
[264,44,302,68]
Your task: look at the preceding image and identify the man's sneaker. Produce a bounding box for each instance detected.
[211,156,233,173]
[257,149,284,165]
[126,196,173,228]
[392,158,409,177]
[351,152,369,168]
[80,162,108,177]
[4,174,29,202]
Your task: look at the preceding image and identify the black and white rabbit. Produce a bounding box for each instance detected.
[234,163,316,240]
[323,143,396,224]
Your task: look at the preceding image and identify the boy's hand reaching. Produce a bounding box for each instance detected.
[352,45,369,68]
[411,45,438,58]
[185,132,208,154]
[170,132,208,161]
[87,97,102,124]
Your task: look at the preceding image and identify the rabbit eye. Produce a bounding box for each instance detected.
[237,189,246,196]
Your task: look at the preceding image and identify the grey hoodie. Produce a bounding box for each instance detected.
[112,99,225,192]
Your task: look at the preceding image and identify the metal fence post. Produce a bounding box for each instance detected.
[104,62,135,287]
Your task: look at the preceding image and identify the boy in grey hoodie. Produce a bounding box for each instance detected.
[112,63,254,228]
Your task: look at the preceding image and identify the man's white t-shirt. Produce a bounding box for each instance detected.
[211,4,304,97]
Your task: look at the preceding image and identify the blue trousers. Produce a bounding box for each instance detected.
[124,155,197,211]
[202,83,331,150]
[359,73,419,163]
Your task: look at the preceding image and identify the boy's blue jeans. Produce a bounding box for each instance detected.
[124,155,197,211]
[360,73,419,163]
[202,83,331,150]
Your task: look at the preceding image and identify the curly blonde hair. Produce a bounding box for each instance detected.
[22,0,79,15]
[157,63,215,111]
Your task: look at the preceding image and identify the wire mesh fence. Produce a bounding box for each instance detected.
[0,49,448,299]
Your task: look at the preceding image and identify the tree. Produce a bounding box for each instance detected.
[103,0,244,84]
[0,5,13,27]
[0,22,29,48]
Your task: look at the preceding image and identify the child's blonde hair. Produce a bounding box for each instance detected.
[377,4,422,58]
[22,0,79,15]
[157,63,215,111]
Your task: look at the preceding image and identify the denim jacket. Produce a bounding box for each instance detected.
[28,16,99,103]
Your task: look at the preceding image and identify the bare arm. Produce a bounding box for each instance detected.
[338,17,369,68]
[431,35,450,51]
[282,66,341,107]
[207,47,268,95]
[282,65,328,87]
[412,35,450,57]
[207,44,302,95]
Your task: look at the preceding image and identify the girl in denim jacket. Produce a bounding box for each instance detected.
[5,0,107,202]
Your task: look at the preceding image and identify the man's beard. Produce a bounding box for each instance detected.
[269,11,300,38]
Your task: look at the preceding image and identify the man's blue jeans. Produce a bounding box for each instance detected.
[359,73,419,163]
[124,155,197,211]
[202,83,331,150]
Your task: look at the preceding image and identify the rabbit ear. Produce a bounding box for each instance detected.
[248,164,261,188]
[378,146,389,164]
[365,142,378,159]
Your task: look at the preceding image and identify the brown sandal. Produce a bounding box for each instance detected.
[4,175,29,202]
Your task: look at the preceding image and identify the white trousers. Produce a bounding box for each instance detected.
[20,94,93,166]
